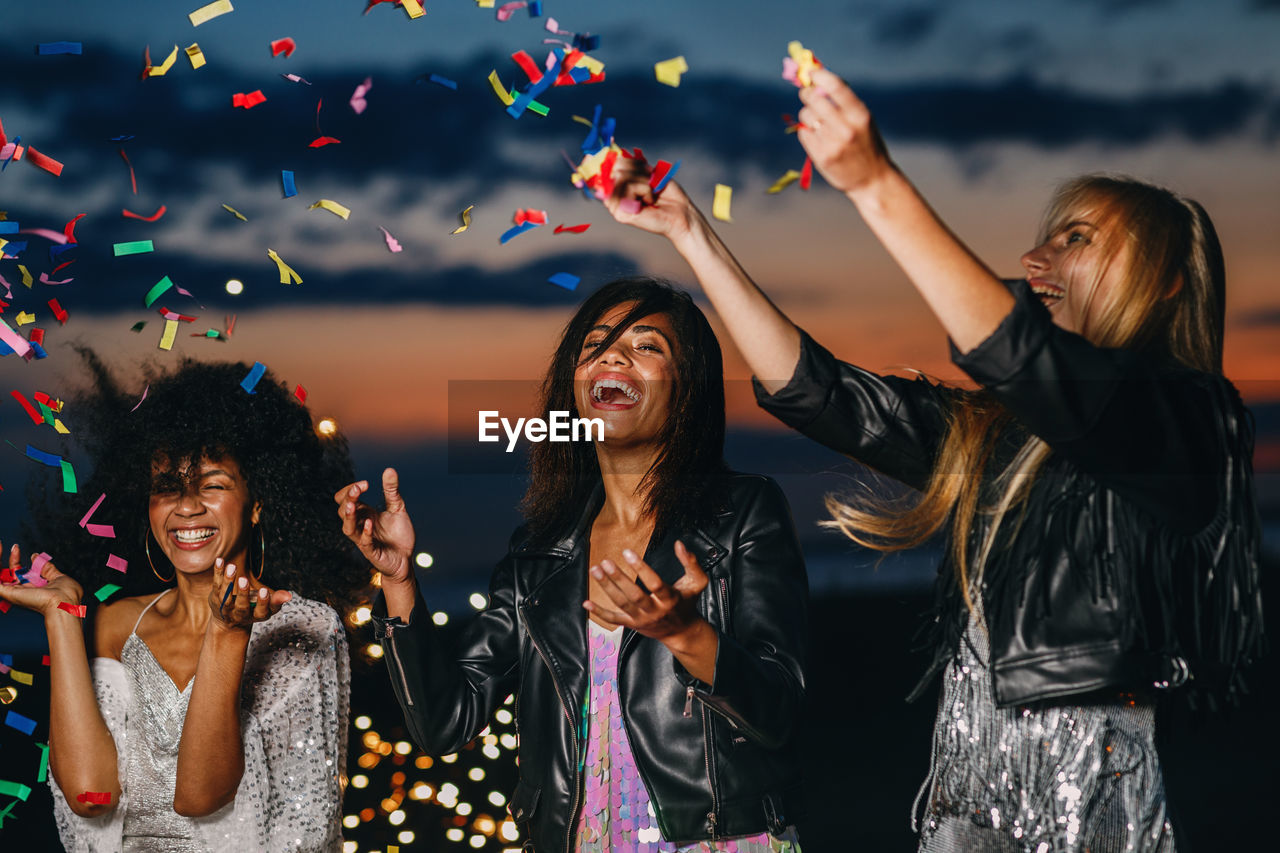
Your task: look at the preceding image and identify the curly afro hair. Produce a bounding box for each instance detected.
[25,349,369,614]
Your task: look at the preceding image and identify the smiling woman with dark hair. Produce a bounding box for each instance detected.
[339,276,810,852]
[1,351,366,852]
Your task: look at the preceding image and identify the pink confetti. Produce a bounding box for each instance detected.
[106,554,128,573]
[39,273,74,285]
[349,77,372,114]
[378,226,403,253]
[496,1,528,22]
[130,384,150,413]
[78,493,107,528]
[17,227,69,244]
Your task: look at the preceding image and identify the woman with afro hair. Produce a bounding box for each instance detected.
[1,351,367,852]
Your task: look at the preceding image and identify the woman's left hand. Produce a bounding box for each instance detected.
[207,558,291,632]
[796,67,894,195]
[584,540,709,643]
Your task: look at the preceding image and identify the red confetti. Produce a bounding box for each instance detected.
[57,602,87,618]
[308,136,341,148]
[76,791,111,805]
[119,147,138,194]
[0,601,9,614]
[51,260,75,275]
[11,390,44,425]
[233,90,267,109]
[514,208,548,226]
[270,37,297,58]
[42,655,51,666]
[30,328,45,345]
[123,205,168,222]
[64,212,86,242]
[157,306,197,323]
[294,384,307,404]
[0,567,16,584]
[511,50,543,84]
[48,299,68,324]
[648,160,674,191]
[554,223,591,234]
[27,146,64,176]
[799,156,813,191]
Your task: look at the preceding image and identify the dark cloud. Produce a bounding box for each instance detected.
[869,6,943,47]
[1248,0,1280,10]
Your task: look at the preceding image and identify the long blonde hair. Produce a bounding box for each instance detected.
[825,175,1226,608]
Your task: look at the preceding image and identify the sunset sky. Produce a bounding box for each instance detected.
[3,0,1279,598]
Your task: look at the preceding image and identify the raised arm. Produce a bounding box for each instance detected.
[796,67,1014,352]
[0,544,121,818]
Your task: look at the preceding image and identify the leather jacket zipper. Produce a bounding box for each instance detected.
[525,614,581,853]
[702,703,719,839]
[383,624,414,708]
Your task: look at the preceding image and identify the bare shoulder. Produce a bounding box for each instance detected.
[92,594,156,659]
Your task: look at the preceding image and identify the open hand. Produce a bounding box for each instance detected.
[335,467,415,586]
[0,542,84,619]
[208,558,291,631]
[583,540,709,644]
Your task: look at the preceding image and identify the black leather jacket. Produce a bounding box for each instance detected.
[373,474,808,852]
[757,279,1262,707]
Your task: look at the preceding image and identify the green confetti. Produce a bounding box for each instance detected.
[130,321,147,333]
[60,459,77,493]
[94,584,122,602]
[0,780,31,801]
[143,275,174,307]
[112,240,154,256]
[36,743,49,783]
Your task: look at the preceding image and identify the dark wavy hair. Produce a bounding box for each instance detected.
[25,349,368,613]
[521,277,729,545]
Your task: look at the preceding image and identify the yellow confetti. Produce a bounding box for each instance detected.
[712,184,734,223]
[53,418,70,435]
[451,205,474,235]
[401,0,425,18]
[475,0,495,7]
[308,199,351,220]
[267,249,303,284]
[487,70,514,106]
[0,237,6,253]
[188,0,234,27]
[17,265,33,287]
[159,318,179,351]
[766,170,803,194]
[221,203,248,221]
[788,40,821,88]
[147,45,180,77]
[185,43,206,69]
[571,114,594,127]
[8,669,33,686]
[15,311,35,326]
[576,54,605,76]
[654,56,688,88]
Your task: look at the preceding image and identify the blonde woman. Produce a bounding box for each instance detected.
[607,67,1262,853]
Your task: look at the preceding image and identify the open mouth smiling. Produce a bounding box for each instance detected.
[1028,278,1065,306]
[589,376,642,409]
[171,527,216,547]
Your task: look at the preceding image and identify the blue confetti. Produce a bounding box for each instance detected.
[548,273,580,291]
[499,222,540,244]
[2,241,27,257]
[111,134,136,143]
[427,73,458,90]
[281,170,297,198]
[0,222,18,234]
[37,41,82,56]
[652,160,681,194]
[25,445,62,467]
[240,362,267,395]
[5,711,37,736]
[528,1,542,16]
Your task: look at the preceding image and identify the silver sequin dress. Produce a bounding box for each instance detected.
[50,592,350,853]
[916,605,1175,853]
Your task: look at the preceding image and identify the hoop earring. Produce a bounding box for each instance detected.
[254,523,266,581]
[145,530,174,583]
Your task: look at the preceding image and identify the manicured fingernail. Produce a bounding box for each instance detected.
[590,566,604,579]
[215,557,223,569]
[225,564,235,577]
[602,561,617,575]
[238,576,248,589]
[622,549,638,563]
[259,588,268,599]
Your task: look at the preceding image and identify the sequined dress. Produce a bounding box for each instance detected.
[916,604,1174,853]
[50,591,350,853]
[573,620,801,853]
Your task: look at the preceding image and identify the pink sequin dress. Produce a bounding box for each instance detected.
[573,620,801,853]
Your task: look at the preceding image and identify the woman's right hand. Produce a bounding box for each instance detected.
[603,157,704,245]
[0,542,84,620]
[335,467,416,586]
[795,67,894,195]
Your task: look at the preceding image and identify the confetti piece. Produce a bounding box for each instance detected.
[350,77,372,114]
[309,199,351,220]
[554,223,590,234]
[514,209,548,226]
[499,221,539,244]
[48,299,68,324]
[240,362,266,394]
[294,384,307,404]
[61,459,77,493]
[189,1,234,27]
[650,159,680,194]
[232,90,266,109]
[38,42,83,55]
[221,203,248,221]
[547,272,579,290]
[185,43,206,69]
[783,40,823,88]
[105,555,127,573]
[14,312,34,326]
[79,492,107,527]
[487,70,515,106]
[267,249,302,284]
[159,319,179,350]
[8,670,33,686]
[131,321,147,333]
[36,742,50,782]
[799,156,813,190]
[281,170,297,197]
[76,791,112,805]
[26,147,64,176]
[0,781,32,801]
[146,45,180,77]
[308,136,341,148]
[712,184,733,222]
[270,37,296,58]
[123,206,167,221]
[654,56,688,87]
[0,222,16,233]
[5,711,36,735]
[496,1,528,22]
[130,384,149,411]
[119,147,138,194]
[451,205,474,235]
[0,319,32,357]
[379,226,403,253]
[40,273,74,286]
[12,391,44,425]
[282,73,311,85]
[113,240,154,256]
[426,73,457,90]
[767,169,803,194]
[402,0,426,18]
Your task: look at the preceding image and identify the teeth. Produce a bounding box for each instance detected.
[174,528,215,543]
[591,378,640,402]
